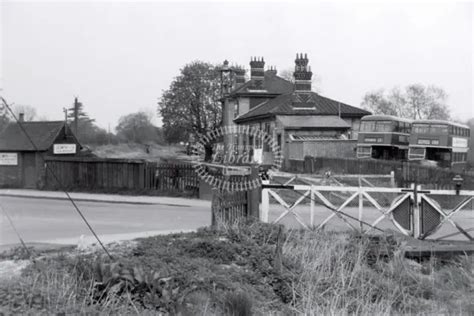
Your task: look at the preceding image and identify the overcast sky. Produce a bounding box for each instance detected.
[1,1,473,130]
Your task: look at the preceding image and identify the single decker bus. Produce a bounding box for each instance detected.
[357,115,412,160]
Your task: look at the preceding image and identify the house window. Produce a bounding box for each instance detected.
[233,102,239,118]
[263,122,271,152]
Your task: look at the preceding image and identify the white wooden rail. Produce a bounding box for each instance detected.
[260,180,474,240]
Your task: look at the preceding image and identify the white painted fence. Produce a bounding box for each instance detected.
[260,180,474,241]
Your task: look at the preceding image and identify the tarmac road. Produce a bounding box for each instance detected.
[0,196,211,246]
[1,193,473,248]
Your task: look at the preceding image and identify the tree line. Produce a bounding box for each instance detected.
[1,61,471,148]
[0,101,163,146]
[158,61,470,144]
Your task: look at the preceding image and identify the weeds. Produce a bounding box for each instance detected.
[1,222,473,315]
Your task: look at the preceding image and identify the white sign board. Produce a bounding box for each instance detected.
[452,137,468,148]
[53,144,77,154]
[0,153,18,165]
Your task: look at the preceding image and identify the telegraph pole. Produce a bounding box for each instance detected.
[73,97,79,136]
[63,107,68,135]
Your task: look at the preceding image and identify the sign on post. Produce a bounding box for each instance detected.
[53,144,76,154]
[0,153,18,165]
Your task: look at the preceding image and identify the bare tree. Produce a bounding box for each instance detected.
[361,84,450,120]
[12,104,37,121]
[278,67,322,93]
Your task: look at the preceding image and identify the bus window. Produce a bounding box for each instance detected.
[413,124,429,134]
[360,121,374,132]
[375,121,392,132]
[430,124,448,134]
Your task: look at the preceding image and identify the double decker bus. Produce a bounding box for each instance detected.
[357,115,412,160]
[408,120,470,168]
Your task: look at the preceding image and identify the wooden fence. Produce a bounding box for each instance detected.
[211,188,248,226]
[44,157,199,196]
[285,156,474,190]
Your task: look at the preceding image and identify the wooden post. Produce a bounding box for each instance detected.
[390,171,395,188]
[246,166,261,220]
[261,180,269,222]
[358,186,364,233]
[359,176,364,233]
[413,184,422,239]
[310,186,315,228]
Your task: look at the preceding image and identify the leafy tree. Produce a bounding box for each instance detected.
[158,61,223,160]
[64,97,117,145]
[67,97,95,135]
[361,84,450,120]
[116,111,161,144]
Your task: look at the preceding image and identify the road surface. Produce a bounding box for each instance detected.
[2,195,473,247]
[0,196,211,246]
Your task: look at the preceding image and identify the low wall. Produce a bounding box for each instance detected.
[287,140,357,160]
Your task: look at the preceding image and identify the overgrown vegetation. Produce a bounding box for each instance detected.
[1,222,473,315]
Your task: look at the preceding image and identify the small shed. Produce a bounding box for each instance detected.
[0,120,81,188]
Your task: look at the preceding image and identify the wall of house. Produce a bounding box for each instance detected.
[287,140,357,161]
[45,127,81,156]
[0,152,23,187]
[342,117,362,139]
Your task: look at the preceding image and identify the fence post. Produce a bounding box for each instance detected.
[310,186,315,228]
[261,180,269,222]
[358,177,364,232]
[247,166,261,220]
[413,184,422,239]
[390,171,395,188]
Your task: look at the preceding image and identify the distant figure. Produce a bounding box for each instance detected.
[145,144,151,154]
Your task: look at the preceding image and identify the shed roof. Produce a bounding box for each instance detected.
[0,121,66,151]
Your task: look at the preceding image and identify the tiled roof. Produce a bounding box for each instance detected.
[234,92,371,122]
[229,71,294,96]
[0,121,65,151]
[277,115,351,129]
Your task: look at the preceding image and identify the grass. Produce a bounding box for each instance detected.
[1,222,473,315]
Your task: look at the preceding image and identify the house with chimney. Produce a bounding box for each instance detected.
[0,116,81,188]
[222,54,371,165]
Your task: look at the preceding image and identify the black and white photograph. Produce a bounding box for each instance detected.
[0,0,473,314]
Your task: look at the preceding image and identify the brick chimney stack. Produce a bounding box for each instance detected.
[19,113,25,122]
[293,53,312,92]
[233,66,246,88]
[250,57,265,89]
[268,66,277,75]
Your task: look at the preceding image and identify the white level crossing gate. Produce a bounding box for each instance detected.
[260,180,474,241]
